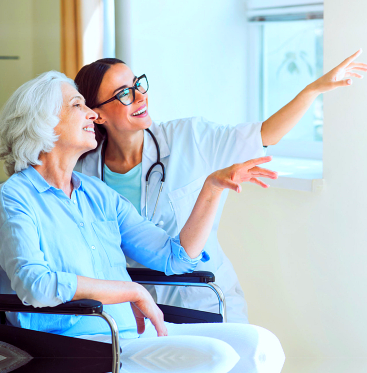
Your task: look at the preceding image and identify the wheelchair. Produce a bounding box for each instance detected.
[0,268,226,373]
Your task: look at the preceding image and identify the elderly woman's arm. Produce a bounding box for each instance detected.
[0,211,166,335]
[0,215,77,308]
[73,276,167,336]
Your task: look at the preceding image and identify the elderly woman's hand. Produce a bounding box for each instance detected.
[310,49,367,93]
[131,284,168,337]
[206,156,278,193]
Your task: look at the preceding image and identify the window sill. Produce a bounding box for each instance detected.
[263,156,324,192]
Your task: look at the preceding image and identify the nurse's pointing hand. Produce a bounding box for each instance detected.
[310,49,367,93]
[207,156,278,193]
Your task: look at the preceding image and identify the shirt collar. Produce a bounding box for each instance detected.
[21,166,84,193]
[71,172,84,191]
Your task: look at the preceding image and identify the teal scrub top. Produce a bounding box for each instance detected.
[103,163,142,212]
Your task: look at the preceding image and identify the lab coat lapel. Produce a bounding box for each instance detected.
[80,141,103,178]
[140,122,170,216]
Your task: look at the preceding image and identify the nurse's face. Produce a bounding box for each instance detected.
[94,63,152,133]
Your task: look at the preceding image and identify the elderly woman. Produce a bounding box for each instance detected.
[0,71,284,373]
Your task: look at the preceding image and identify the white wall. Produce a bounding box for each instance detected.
[32,0,61,76]
[219,0,367,364]
[0,0,60,107]
[0,0,60,182]
[116,0,248,125]
[0,0,34,109]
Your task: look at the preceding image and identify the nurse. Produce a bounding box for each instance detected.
[75,50,367,323]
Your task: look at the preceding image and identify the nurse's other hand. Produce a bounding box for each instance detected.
[309,49,367,94]
[207,156,278,193]
[130,284,168,337]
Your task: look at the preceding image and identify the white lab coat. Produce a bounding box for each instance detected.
[76,116,264,323]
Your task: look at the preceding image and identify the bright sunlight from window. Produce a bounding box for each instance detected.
[261,19,324,142]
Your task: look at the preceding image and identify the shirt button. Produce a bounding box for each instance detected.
[73,200,77,204]
[79,222,84,227]
[91,246,95,250]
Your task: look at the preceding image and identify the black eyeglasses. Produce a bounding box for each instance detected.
[94,74,149,108]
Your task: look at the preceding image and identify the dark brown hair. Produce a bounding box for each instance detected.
[74,58,125,155]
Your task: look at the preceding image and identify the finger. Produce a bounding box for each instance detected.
[339,49,363,69]
[346,62,367,70]
[155,322,168,337]
[223,179,242,193]
[334,78,353,87]
[244,156,273,169]
[347,67,367,72]
[135,317,146,334]
[250,178,269,188]
[347,67,367,73]
[250,172,278,179]
[151,312,168,337]
[250,166,278,178]
[345,72,364,79]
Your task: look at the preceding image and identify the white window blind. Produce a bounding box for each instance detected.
[247,0,323,9]
[247,3,323,22]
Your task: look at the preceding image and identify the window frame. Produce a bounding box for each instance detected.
[246,4,324,160]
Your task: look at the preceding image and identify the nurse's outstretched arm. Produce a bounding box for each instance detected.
[180,156,277,259]
[261,49,367,146]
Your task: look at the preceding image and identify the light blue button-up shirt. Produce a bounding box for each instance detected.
[0,166,209,338]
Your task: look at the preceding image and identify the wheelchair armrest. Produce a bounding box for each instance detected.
[0,295,120,371]
[127,268,215,284]
[0,294,103,315]
[127,269,226,322]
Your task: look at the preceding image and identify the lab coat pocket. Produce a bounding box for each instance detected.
[167,175,206,232]
[91,221,126,267]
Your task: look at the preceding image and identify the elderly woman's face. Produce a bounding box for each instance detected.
[94,63,152,133]
[55,84,98,156]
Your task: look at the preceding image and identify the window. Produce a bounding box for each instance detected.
[103,0,115,58]
[247,3,324,160]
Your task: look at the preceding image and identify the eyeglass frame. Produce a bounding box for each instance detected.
[93,74,149,109]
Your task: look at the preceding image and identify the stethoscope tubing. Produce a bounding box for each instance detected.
[101,128,165,223]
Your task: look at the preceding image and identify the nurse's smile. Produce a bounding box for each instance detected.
[131,105,148,117]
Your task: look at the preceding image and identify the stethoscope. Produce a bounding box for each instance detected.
[101,128,165,225]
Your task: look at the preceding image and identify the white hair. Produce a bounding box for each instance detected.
[0,71,76,176]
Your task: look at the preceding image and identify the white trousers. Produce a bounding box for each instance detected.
[79,322,285,373]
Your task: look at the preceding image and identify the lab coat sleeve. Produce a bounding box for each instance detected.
[115,194,209,275]
[190,117,265,173]
[0,214,78,308]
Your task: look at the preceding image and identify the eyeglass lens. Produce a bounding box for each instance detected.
[116,76,148,105]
